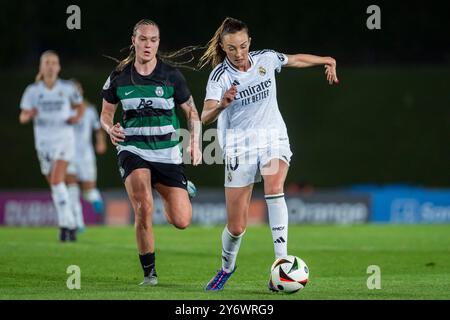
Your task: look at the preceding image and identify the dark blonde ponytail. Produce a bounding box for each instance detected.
[105,19,203,72]
[198,17,249,69]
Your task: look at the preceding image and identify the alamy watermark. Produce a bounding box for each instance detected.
[152,126,288,175]
[66,265,81,289]
[367,265,381,289]
[366,5,381,30]
[66,5,81,30]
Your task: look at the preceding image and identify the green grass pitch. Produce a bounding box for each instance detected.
[0,224,449,300]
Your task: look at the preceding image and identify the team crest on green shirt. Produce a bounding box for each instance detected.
[155,86,164,97]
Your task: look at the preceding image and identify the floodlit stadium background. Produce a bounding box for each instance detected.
[1,0,449,226]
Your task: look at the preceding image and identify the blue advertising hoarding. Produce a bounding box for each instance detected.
[351,186,450,223]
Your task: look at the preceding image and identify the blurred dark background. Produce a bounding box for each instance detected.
[1,0,449,189]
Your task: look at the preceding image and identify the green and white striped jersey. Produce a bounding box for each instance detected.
[102,59,191,164]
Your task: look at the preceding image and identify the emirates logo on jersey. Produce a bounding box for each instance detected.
[155,86,164,97]
[236,78,272,106]
[258,66,266,76]
[235,79,272,101]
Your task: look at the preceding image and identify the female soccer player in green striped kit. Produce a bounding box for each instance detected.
[101,19,202,286]
[200,17,338,291]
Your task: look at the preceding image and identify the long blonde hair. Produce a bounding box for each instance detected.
[105,19,203,72]
[35,50,59,82]
[198,17,249,69]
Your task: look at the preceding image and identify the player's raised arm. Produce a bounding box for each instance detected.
[201,85,237,126]
[179,95,202,166]
[201,100,222,126]
[100,99,125,146]
[285,54,339,84]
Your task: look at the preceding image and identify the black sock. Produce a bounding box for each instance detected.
[139,252,155,277]
[59,228,68,242]
[68,229,77,242]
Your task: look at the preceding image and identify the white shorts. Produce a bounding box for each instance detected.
[67,156,97,182]
[36,142,75,176]
[224,144,293,188]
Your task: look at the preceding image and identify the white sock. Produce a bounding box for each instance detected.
[51,183,75,229]
[221,226,245,273]
[68,184,84,229]
[83,188,102,203]
[265,193,288,259]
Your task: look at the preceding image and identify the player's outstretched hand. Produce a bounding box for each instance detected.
[19,108,38,124]
[108,122,125,146]
[324,60,339,85]
[221,85,238,108]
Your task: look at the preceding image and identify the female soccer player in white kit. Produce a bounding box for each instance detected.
[19,50,85,242]
[67,79,107,232]
[200,18,338,291]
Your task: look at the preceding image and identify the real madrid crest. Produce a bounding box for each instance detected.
[258,66,266,76]
[155,86,164,97]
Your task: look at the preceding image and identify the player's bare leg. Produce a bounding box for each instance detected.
[154,184,192,229]
[124,168,157,286]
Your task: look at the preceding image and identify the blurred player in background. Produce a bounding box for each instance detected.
[200,17,338,291]
[19,50,85,242]
[101,19,202,286]
[67,79,107,232]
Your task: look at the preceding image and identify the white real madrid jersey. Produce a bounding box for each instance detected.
[20,79,83,150]
[205,50,289,155]
[74,104,101,160]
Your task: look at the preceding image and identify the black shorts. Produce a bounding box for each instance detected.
[117,151,188,190]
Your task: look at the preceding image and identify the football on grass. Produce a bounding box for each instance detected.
[269,255,309,293]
